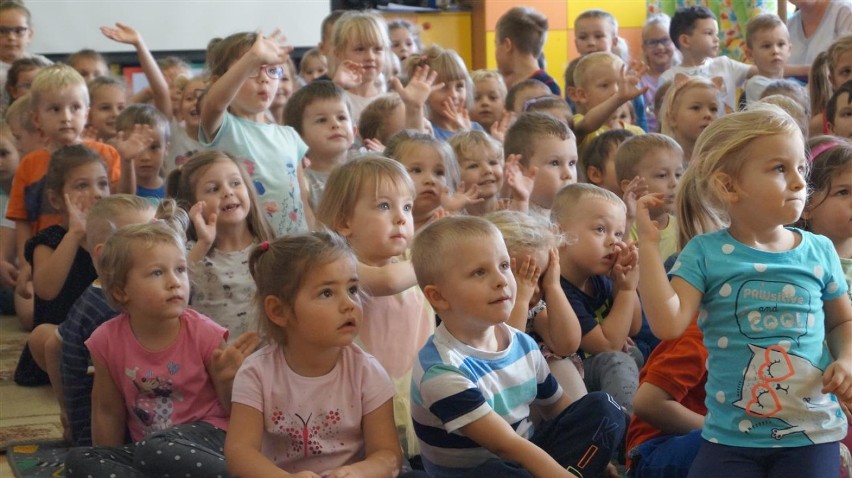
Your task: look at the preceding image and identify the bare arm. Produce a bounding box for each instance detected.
[574,64,647,138]
[633,382,704,435]
[325,399,401,478]
[91,358,127,447]
[535,248,581,356]
[32,195,88,300]
[357,260,417,297]
[14,220,31,266]
[0,225,18,288]
[225,403,299,478]
[822,296,852,403]
[207,333,261,412]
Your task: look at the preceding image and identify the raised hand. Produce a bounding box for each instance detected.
[621,175,648,223]
[114,124,154,163]
[100,22,142,46]
[210,331,261,385]
[363,138,385,153]
[541,248,561,289]
[390,64,442,108]
[504,154,536,203]
[334,60,364,89]
[249,29,292,66]
[611,241,639,291]
[617,63,649,101]
[440,98,471,130]
[65,193,89,240]
[489,110,513,144]
[189,201,218,248]
[440,182,483,213]
[635,194,665,244]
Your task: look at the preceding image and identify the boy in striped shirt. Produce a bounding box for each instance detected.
[410,216,626,478]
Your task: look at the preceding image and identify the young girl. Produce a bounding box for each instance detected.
[225,231,413,477]
[299,47,328,83]
[406,45,483,141]
[201,29,309,236]
[486,210,586,399]
[660,74,721,162]
[809,34,852,136]
[63,220,251,478]
[114,104,170,203]
[470,69,507,133]
[87,76,128,143]
[268,56,298,125]
[331,10,391,123]
[636,104,852,477]
[4,56,49,109]
[316,155,434,462]
[16,145,109,387]
[169,150,274,338]
[167,74,205,171]
[388,19,421,63]
[448,130,503,216]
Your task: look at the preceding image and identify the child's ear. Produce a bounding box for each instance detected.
[711,171,739,203]
[743,45,753,62]
[565,86,579,104]
[422,284,449,311]
[573,86,587,105]
[46,189,63,211]
[336,218,353,238]
[111,286,129,306]
[586,165,603,186]
[678,33,690,51]
[264,295,291,329]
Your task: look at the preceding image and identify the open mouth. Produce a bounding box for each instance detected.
[221,203,240,213]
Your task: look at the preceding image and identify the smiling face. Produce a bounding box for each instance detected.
[747,25,791,78]
[642,23,675,73]
[398,142,448,219]
[526,135,578,209]
[428,78,468,125]
[300,97,354,161]
[88,84,127,141]
[459,144,503,200]
[338,40,386,84]
[114,241,190,321]
[178,78,205,129]
[192,159,252,229]
[574,16,616,55]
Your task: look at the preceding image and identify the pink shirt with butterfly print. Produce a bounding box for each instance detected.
[86,308,230,442]
[232,342,394,474]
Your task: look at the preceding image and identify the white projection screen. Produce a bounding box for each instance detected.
[27,0,330,55]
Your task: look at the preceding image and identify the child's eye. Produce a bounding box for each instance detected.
[472,268,485,277]
[835,188,849,196]
[549,159,560,167]
[98,180,110,189]
[409,167,422,174]
[466,163,478,170]
[774,165,786,173]
[320,288,333,298]
[151,269,163,277]
[177,265,187,274]
[378,201,390,210]
[499,261,510,271]
[615,231,624,239]
[595,226,605,234]
[348,285,360,295]
[568,159,577,167]
[403,203,413,212]
[230,180,241,187]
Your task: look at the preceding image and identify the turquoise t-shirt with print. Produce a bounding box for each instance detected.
[670,228,847,448]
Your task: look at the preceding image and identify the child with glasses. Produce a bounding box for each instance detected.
[0,2,49,91]
[201,30,311,235]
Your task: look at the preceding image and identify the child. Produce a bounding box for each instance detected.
[524,95,574,127]
[409,215,626,478]
[570,52,646,148]
[640,14,679,133]
[316,155,435,462]
[4,56,49,108]
[268,56,297,125]
[384,130,466,231]
[63,219,250,478]
[580,128,635,194]
[318,9,346,62]
[67,49,108,83]
[487,210,586,399]
[551,183,643,414]
[660,74,721,162]
[635,104,851,477]
[170,150,274,338]
[503,112,578,216]
[331,10,390,122]
[114,104,169,202]
[406,45,482,141]
[299,47,328,83]
[470,69,507,133]
[0,1,49,87]
[615,133,684,262]
[166,74,205,171]
[388,18,421,63]
[0,120,19,313]
[743,14,794,104]
[358,92,405,148]
[283,80,354,211]
[6,94,43,156]
[86,76,128,143]
[504,78,550,114]
[18,145,109,387]
[759,94,809,139]
[448,130,503,217]
[157,56,192,115]
[201,30,310,236]
[225,231,410,477]
[828,80,852,138]
[494,7,560,95]
[809,35,852,136]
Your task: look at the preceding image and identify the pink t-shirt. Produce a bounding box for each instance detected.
[231,342,394,475]
[86,308,230,442]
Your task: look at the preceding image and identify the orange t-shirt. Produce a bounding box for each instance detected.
[626,320,707,466]
[6,141,121,234]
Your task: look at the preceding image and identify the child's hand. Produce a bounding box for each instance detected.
[390,64,443,108]
[441,99,472,130]
[14,263,31,299]
[616,63,649,102]
[248,29,292,66]
[363,138,385,153]
[289,472,322,478]
[611,241,639,291]
[489,111,513,144]
[823,358,852,402]
[504,154,535,202]
[622,176,648,223]
[65,193,89,240]
[100,22,142,47]
[541,248,561,289]
[512,255,541,309]
[325,466,362,478]
[210,331,261,385]
[440,182,483,213]
[635,194,665,244]
[424,207,452,227]
[189,201,218,248]
[334,60,364,90]
[0,260,18,288]
[114,124,155,163]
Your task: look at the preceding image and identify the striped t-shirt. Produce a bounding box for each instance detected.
[411,323,562,475]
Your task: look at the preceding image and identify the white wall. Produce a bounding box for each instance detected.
[27,0,329,55]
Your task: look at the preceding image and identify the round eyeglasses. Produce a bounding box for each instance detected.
[643,38,672,48]
[248,65,285,80]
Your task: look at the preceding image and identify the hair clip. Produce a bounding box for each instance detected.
[260,240,269,251]
[807,141,840,163]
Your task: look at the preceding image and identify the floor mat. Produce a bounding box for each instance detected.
[6,440,68,478]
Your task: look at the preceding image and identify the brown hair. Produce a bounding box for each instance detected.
[45,144,106,195]
[744,13,785,49]
[207,31,256,79]
[800,136,852,230]
[384,129,459,191]
[283,80,348,135]
[614,133,683,183]
[411,215,500,288]
[495,7,548,57]
[5,57,50,102]
[504,112,574,167]
[580,128,635,179]
[358,93,402,142]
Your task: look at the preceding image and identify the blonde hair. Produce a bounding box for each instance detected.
[809,34,852,116]
[504,112,574,168]
[614,133,683,183]
[471,69,507,99]
[404,45,473,110]
[485,210,561,256]
[411,215,500,288]
[660,75,720,136]
[573,51,621,89]
[448,130,503,165]
[332,10,389,60]
[86,196,185,252]
[207,32,256,79]
[358,93,403,142]
[758,94,808,138]
[745,13,786,49]
[385,129,460,192]
[677,103,802,249]
[30,64,88,108]
[299,47,328,77]
[87,76,128,103]
[99,216,189,311]
[249,231,356,346]
[551,183,624,226]
[316,154,415,232]
[5,94,35,132]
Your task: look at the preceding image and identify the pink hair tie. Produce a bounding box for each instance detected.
[808,141,841,163]
[260,241,269,252]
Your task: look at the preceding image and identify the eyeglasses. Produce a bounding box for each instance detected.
[643,37,672,48]
[248,65,285,80]
[0,26,28,37]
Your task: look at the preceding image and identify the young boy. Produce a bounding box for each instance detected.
[494,6,560,95]
[470,69,507,132]
[615,133,684,262]
[552,184,643,414]
[580,128,636,194]
[827,79,852,139]
[114,104,171,202]
[283,80,354,211]
[571,52,645,148]
[0,2,49,88]
[66,49,108,83]
[410,215,626,478]
[503,112,577,216]
[504,78,551,114]
[743,14,794,104]
[5,94,43,157]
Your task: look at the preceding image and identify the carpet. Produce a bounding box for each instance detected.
[6,440,67,478]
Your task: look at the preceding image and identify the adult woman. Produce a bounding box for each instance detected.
[788,0,852,66]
